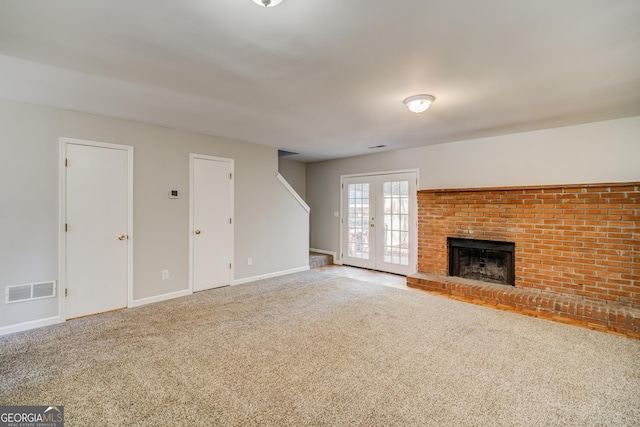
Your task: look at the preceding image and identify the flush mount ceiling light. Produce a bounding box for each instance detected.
[403,94,435,113]
[252,0,283,7]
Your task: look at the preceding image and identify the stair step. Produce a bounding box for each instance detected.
[309,251,333,268]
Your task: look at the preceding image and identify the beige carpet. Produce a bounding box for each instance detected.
[1,270,639,426]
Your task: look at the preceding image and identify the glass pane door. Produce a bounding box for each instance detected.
[347,183,371,260]
[382,180,410,266]
[342,172,417,275]
[342,178,376,269]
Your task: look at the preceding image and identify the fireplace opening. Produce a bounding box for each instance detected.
[448,238,515,285]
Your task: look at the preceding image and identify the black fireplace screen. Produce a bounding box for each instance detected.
[448,238,515,285]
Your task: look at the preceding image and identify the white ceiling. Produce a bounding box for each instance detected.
[0,0,638,162]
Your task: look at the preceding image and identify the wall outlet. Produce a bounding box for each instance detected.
[247,257,253,266]
[162,269,170,280]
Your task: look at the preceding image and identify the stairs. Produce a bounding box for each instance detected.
[309,251,333,268]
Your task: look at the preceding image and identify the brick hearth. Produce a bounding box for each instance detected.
[407,182,639,338]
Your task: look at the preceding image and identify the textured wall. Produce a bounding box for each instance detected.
[417,183,639,308]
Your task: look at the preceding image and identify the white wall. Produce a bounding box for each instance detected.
[0,97,309,330]
[278,158,307,200]
[307,116,640,260]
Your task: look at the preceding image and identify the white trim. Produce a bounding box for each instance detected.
[339,178,344,265]
[341,168,420,180]
[189,153,235,293]
[277,173,310,213]
[59,137,134,321]
[309,248,340,265]
[0,316,61,336]
[58,141,66,322]
[130,289,192,308]
[232,266,310,286]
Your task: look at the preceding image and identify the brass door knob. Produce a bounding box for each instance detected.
[370,224,375,228]
[118,234,127,240]
[195,230,201,235]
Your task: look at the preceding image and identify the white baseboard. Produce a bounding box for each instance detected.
[130,288,192,308]
[0,316,61,336]
[1,266,314,335]
[233,266,310,286]
[310,248,341,265]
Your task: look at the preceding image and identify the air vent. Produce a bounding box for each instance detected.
[7,285,30,302]
[5,281,56,304]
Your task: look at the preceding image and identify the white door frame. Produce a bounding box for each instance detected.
[58,137,134,321]
[339,169,419,273]
[188,153,234,292]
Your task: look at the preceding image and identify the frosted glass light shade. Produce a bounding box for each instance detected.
[252,0,284,7]
[403,94,435,113]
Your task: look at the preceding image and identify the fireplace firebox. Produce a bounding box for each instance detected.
[448,238,515,286]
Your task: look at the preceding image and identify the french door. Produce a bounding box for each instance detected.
[341,172,417,276]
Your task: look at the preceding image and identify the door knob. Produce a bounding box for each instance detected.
[370,224,375,228]
[195,230,201,235]
[118,234,127,240]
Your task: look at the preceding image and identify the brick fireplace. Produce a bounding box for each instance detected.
[407,182,639,338]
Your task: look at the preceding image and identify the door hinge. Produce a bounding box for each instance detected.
[65,223,68,232]
[65,158,69,167]
[230,173,232,179]
[229,218,232,224]
[229,263,232,269]
[65,288,68,297]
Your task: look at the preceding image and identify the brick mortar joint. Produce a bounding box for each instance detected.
[418,181,640,194]
[407,276,640,322]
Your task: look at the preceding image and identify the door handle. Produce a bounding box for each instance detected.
[195,230,201,235]
[118,234,127,240]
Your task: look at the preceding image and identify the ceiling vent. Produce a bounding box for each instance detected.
[5,281,56,304]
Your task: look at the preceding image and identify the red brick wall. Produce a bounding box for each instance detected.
[417,183,639,308]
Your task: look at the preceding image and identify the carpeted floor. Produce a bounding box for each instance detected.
[1,269,639,426]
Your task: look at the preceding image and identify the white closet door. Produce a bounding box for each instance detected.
[191,156,233,292]
[65,142,131,319]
